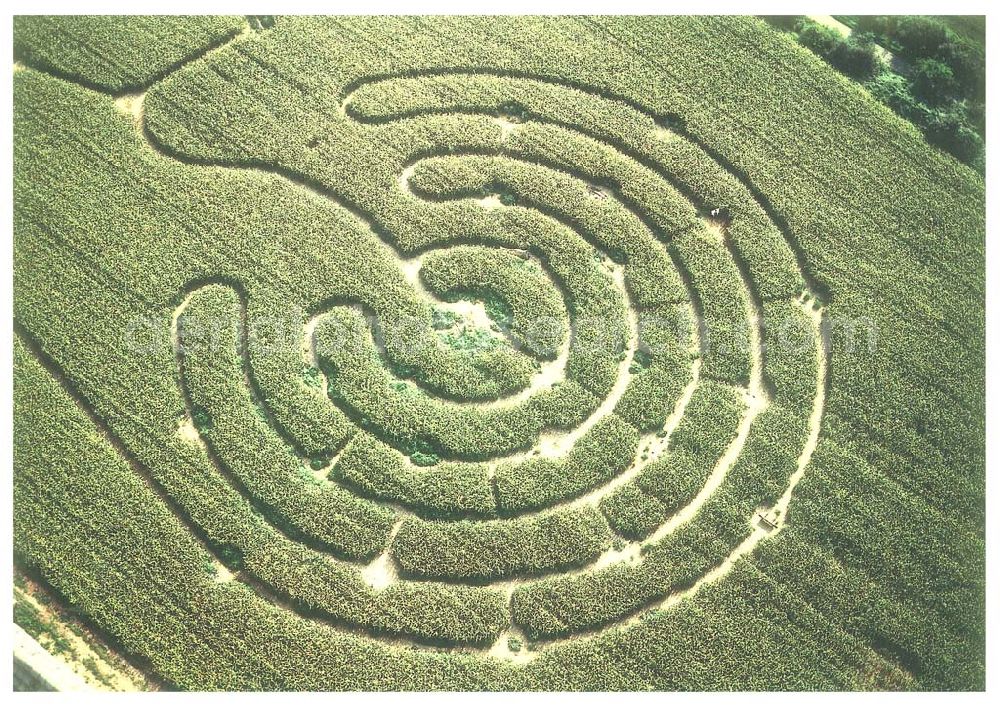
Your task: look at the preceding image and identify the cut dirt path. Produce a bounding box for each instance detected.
[14,625,92,692]
[14,586,146,691]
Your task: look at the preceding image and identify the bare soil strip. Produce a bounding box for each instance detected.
[14,624,92,692]
[14,585,145,691]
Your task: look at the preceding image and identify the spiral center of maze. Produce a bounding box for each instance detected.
[165,69,828,660]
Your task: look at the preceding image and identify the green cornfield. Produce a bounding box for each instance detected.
[12,15,985,691]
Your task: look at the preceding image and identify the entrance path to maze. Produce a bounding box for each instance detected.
[13,16,985,690]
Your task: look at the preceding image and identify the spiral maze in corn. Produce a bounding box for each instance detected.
[16,25,830,662]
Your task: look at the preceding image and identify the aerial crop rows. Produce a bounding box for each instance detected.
[392,507,612,582]
[12,15,246,93]
[510,398,812,640]
[12,14,983,690]
[494,416,639,513]
[314,307,594,459]
[12,14,838,672]
[178,285,395,558]
[601,381,744,539]
[419,245,568,359]
[334,432,497,519]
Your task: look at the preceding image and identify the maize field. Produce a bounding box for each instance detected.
[12,15,985,691]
